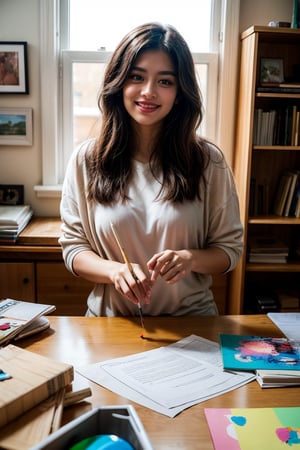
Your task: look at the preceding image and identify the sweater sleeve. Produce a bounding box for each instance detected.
[204,146,244,273]
[59,141,97,275]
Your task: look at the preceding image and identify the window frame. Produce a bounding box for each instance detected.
[35,0,240,198]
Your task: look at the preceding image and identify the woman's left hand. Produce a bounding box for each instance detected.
[147,249,192,284]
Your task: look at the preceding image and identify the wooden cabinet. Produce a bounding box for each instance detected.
[0,262,35,301]
[0,218,93,315]
[229,26,300,313]
[36,262,91,315]
[0,218,229,314]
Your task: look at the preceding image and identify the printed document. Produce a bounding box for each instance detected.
[268,312,300,341]
[77,335,255,417]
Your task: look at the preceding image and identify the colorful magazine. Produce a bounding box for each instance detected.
[205,407,300,450]
[219,334,300,371]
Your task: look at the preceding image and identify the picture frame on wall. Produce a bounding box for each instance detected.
[0,107,33,146]
[0,42,29,94]
[260,57,284,84]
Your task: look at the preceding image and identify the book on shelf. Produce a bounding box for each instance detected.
[273,170,295,216]
[0,298,56,345]
[247,235,289,263]
[289,173,300,217]
[253,104,300,145]
[283,170,300,216]
[204,406,300,449]
[0,204,33,243]
[219,334,300,372]
[248,254,287,263]
[0,344,74,428]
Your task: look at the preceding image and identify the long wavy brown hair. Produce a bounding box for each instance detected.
[86,22,212,204]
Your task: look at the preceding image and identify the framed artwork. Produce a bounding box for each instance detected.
[0,185,24,205]
[0,107,33,146]
[0,42,29,94]
[260,58,284,84]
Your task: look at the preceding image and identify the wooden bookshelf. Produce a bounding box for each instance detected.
[228,26,300,314]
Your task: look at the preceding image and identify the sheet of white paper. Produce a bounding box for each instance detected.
[268,312,300,341]
[77,335,255,417]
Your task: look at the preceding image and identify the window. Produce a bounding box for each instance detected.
[36,0,240,196]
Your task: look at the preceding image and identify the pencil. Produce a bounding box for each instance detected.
[110,222,145,330]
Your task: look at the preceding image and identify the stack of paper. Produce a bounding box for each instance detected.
[0,205,33,243]
[77,335,255,418]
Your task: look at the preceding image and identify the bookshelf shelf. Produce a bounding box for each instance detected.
[228,26,300,314]
[253,146,300,151]
[249,216,300,224]
[256,93,300,99]
[246,261,300,272]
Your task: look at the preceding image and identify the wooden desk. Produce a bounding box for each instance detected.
[17,315,299,450]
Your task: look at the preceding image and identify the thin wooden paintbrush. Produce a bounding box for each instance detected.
[110,222,145,332]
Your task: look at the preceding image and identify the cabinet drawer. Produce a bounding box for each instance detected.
[0,262,35,301]
[36,262,93,315]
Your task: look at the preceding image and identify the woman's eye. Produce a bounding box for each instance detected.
[159,79,174,86]
[129,73,143,81]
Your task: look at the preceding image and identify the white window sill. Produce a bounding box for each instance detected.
[34,185,62,198]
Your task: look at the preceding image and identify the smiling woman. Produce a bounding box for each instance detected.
[59,22,243,318]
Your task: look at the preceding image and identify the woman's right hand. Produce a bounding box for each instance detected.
[112,263,152,305]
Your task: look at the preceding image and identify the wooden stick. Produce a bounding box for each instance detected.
[50,388,65,433]
[110,222,145,329]
[63,387,92,407]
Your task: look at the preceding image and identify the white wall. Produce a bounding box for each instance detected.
[0,0,59,216]
[239,0,294,33]
[0,0,295,217]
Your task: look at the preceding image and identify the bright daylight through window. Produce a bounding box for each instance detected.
[63,0,217,167]
[38,0,241,194]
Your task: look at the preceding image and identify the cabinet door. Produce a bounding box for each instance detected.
[0,262,35,301]
[36,262,93,315]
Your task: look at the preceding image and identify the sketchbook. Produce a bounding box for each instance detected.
[0,298,55,345]
[204,406,300,449]
[219,334,300,372]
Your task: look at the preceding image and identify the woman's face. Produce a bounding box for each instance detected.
[122,49,178,131]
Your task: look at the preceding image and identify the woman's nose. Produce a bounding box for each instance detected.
[141,81,157,98]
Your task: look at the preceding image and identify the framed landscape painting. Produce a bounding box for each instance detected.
[0,107,33,146]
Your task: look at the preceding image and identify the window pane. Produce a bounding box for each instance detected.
[69,0,212,52]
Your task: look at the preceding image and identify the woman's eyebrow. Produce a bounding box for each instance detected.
[131,66,176,76]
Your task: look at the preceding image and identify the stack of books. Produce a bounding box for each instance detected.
[247,235,289,264]
[219,334,300,388]
[0,204,33,243]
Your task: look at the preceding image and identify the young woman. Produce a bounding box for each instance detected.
[59,22,243,317]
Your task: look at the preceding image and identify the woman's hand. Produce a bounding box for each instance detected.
[112,263,152,305]
[147,249,193,284]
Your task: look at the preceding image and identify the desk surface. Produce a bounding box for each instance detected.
[18,315,299,450]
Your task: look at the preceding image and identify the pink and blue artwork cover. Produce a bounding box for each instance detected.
[220,334,300,371]
[205,407,300,449]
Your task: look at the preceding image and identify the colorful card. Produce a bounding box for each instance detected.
[219,334,300,371]
[205,407,300,449]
